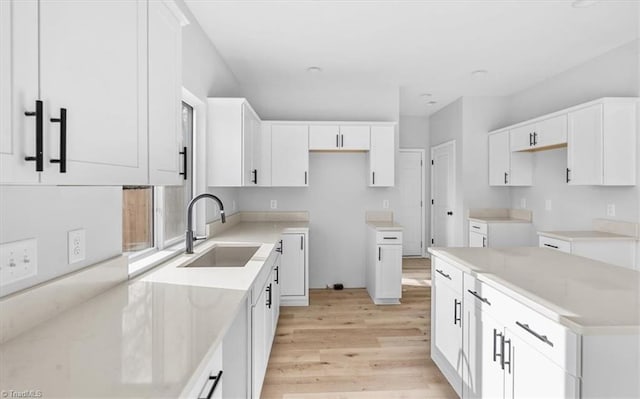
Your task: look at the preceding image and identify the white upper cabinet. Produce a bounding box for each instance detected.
[567,101,637,186]
[369,125,395,187]
[1,0,149,185]
[510,115,567,152]
[148,0,188,186]
[489,131,532,186]
[309,124,370,151]
[207,98,262,187]
[271,124,309,187]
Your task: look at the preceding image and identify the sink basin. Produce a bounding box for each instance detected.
[183,245,260,268]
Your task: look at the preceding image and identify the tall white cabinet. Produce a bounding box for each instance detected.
[1,0,187,186]
[369,125,395,187]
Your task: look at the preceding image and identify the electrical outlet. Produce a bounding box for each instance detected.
[0,238,37,287]
[545,199,552,211]
[270,200,277,209]
[520,198,527,209]
[68,229,86,264]
[607,203,616,217]
[382,199,389,209]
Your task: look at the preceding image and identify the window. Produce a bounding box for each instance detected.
[122,99,195,267]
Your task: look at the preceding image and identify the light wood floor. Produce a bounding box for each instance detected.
[261,258,458,399]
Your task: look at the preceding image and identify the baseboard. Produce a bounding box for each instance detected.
[280,297,309,306]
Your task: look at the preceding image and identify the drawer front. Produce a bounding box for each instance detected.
[433,257,463,293]
[539,236,571,253]
[376,231,403,244]
[469,221,488,235]
[463,273,512,322]
[505,299,580,376]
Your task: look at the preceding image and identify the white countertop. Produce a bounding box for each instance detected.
[366,221,403,231]
[538,230,637,241]
[428,247,640,334]
[0,221,308,398]
[468,217,531,224]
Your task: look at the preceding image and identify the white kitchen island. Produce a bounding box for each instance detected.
[428,246,640,399]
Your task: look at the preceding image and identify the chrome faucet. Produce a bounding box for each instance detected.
[185,193,226,254]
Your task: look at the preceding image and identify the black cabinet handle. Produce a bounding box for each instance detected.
[24,100,43,171]
[472,225,480,229]
[336,134,339,148]
[378,246,381,261]
[341,134,344,148]
[435,269,451,280]
[502,337,512,373]
[504,172,508,185]
[493,328,503,363]
[467,289,491,305]
[482,236,486,247]
[372,171,375,185]
[300,235,304,250]
[179,146,188,180]
[383,236,398,239]
[543,243,559,249]
[276,239,283,253]
[200,370,223,399]
[49,108,67,173]
[304,171,307,185]
[529,132,533,146]
[446,211,453,216]
[275,266,279,284]
[566,168,571,183]
[533,132,537,146]
[516,321,554,347]
[266,283,272,308]
[453,298,461,326]
[251,169,257,184]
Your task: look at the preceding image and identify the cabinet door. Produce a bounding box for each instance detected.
[505,330,579,399]
[148,0,184,186]
[488,132,510,186]
[434,282,463,375]
[272,265,281,335]
[376,245,402,299]
[242,104,256,186]
[271,124,309,186]
[309,125,339,150]
[510,124,535,152]
[567,104,603,185]
[0,0,40,184]
[252,117,269,186]
[369,125,395,186]
[469,231,486,248]
[340,125,370,150]
[463,305,505,399]
[536,115,567,149]
[251,288,268,399]
[39,0,147,185]
[280,234,305,297]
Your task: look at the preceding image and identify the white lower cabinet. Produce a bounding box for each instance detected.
[538,233,636,269]
[279,233,309,306]
[366,228,403,304]
[468,220,534,248]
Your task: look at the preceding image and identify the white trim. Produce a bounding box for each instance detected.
[399,148,426,257]
[430,140,456,248]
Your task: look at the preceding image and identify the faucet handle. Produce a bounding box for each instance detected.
[193,235,207,242]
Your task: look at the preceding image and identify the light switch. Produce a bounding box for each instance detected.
[607,204,616,217]
[382,200,389,209]
[0,238,37,287]
[270,200,277,209]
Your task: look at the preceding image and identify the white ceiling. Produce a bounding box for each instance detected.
[184,0,638,117]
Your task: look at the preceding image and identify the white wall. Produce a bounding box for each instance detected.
[0,187,121,296]
[0,2,244,297]
[507,40,640,269]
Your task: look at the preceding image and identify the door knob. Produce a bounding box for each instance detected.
[447,211,453,216]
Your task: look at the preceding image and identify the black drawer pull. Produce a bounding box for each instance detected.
[543,243,559,249]
[471,225,481,229]
[49,108,67,173]
[435,269,451,280]
[200,370,223,399]
[516,321,554,347]
[467,289,491,305]
[383,236,398,240]
[24,100,43,171]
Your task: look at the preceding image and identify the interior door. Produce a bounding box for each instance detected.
[39,0,148,185]
[397,150,424,256]
[431,141,456,247]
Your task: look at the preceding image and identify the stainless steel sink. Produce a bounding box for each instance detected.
[183,245,260,268]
